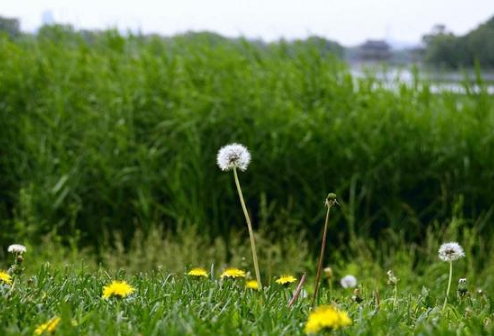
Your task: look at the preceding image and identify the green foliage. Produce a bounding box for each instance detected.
[423,17,494,68]
[280,35,345,58]
[423,31,461,68]
[0,30,493,251]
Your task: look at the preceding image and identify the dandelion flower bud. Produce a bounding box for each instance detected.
[217,143,251,172]
[323,267,333,279]
[438,242,465,262]
[8,244,27,254]
[458,278,468,297]
[352,288,363,303]
[340,275,357,289]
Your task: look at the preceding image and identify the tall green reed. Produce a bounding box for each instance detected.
[0,30,493,251]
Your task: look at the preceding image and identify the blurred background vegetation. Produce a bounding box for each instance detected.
[0,20,493,270]
[423,17,494,69]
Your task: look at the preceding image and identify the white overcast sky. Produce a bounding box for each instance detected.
[2,0,493,45]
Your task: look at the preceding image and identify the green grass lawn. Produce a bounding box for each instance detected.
[1,247,491,336]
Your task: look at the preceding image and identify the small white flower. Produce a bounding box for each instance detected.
[217,143,251,172]
[293,288,308,299]
[387,270,399,286]
[8,244,27,254]
[340,275,357,289]
[438,242,465,262]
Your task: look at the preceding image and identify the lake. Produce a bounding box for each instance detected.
[350,64,494,95]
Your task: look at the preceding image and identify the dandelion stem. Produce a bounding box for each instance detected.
[393,284,398,309]
[289,273,307,307]
[311,196,336,307]
[233,167,262,288]
[442,261,453,311]
[328,279,333,302]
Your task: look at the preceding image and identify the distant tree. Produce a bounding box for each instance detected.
[37,24,76,42]
[463,17,494,67]
[423,17,494,68]
[289,36,344,58]
[79,29,100,45]
[0,16,21,38]
[422,28,460,68]
[303,36,344,58]
[174,31,230,47]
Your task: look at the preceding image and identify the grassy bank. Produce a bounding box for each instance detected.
[0,229,492,336]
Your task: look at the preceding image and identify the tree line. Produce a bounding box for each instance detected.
[1,14,493,70]
[423,16,494,69]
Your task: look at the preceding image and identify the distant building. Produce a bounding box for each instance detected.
[359,40,391,61]
[42,10,55,26]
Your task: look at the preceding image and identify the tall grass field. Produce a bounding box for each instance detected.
[1,27,494,335]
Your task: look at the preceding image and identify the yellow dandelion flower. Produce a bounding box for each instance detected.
[305,306,352,334]
[276,275,297,286]
[0,270,12,285]
[187,268,208,278]
[220,268,246,279]
[102,280,135,299]
[34,317,61,335]
[246,280,259,290]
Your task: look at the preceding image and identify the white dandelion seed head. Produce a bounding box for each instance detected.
[438,242,465,262]
[8,244,27,254]
[340,275,357,289]
[216,143,251,172]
